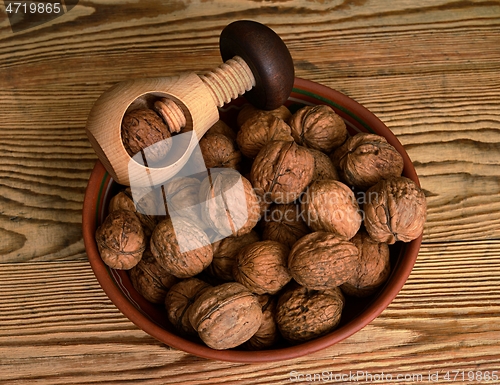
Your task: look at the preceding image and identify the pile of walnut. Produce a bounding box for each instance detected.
[96,101,427,350]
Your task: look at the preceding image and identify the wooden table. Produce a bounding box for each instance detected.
[1,1,499,384]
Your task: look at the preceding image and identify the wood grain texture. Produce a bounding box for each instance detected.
[0,0,500,383]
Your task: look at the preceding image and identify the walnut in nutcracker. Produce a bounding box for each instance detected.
[129,249,178,304]
[95,209,147,270]
[233,240,292,295]
[188,282,263,350]
[199,169,260,238]
[208,230,260,282]
[165,278,212,336]
[199,132,242,169]
[121,108,172,165]
[236,110,294,159]
[340,231,391,297]
[332,132,404,190]
[301,180,362,240]
[150,217,213,278]
[275,283,345,343]
[261,203,311,249]
[245,294,279,350]
[288,232,359,290]
[363,176,427,244]
[288,105,347,153]
[250,140,315,204]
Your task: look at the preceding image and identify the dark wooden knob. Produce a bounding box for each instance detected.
[219,20,295,110]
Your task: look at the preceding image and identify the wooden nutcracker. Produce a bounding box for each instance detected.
[86,20,294,187]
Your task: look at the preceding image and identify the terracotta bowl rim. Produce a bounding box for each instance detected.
[82,77,422,363]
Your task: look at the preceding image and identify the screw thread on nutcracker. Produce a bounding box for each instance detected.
[153,56,256,134]
[199,56,256,107]
[154,97,187,134]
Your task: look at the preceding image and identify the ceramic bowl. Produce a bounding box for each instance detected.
[82,77,422,362]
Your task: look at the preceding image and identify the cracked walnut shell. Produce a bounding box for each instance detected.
[250,140,314,204]
[340,231,391,297]
[233,240,292,295]
[363,176,427,244]
[96,209,146,270]
[288,232,359,290]
[275,283,345,343]
[188,282,263,350]
[301,180,362,240]
[333,133,404,190]
[288,105,347,153]
[150,217,213,278]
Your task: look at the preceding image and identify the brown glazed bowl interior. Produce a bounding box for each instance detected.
[82,77,422,363]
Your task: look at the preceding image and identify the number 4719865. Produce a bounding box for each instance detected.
[443,370,498,382]
[6,2,62,14]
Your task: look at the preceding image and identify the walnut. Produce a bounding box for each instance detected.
[250,140,315,204]
[199,169,260,237]
[332,133,404,190]
[288,232,359,290]
[275,283,345,343]
[95,209,146,270]
[340,231,391,297]
[236,111,294,158]
[162,177,204,226]
[208,230,260,281]
[199,133,242,169]
[121,108,172,165]
[150,217,213,278]
[233,240,292,295]
[109,187,161,237]
[308,148,339,181]
[188,282,263,350]
[245,294,279,349]
[165,278,212,336]
[206,119,237,141]
[300,180,362,240]
[363,176,427,244]
[261,203,310,248]
[236,104,292,128]
[129,249,178,303]
[288,105,347,153]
